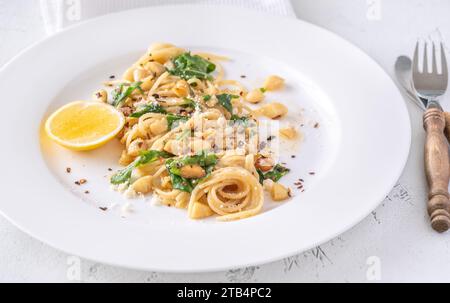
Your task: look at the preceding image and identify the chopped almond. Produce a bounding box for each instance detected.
[180,165,206,179]
[132,176,153,194]
[263,75,285,91]
[270,183,291,201]
[279,127,298,139]
[255,156,274,172]
[189,202,215,219]
[257,102,288,119]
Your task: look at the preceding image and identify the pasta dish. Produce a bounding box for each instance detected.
[91,43,297,221]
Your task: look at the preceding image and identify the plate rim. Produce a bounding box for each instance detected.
[0,5,411,273]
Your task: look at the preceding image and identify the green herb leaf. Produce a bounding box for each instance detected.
[260,87,267,93]
[112,81,144,107]
[230,115,249,125]
[137,150,173,166]
[257,164,290,184]
[176,151,218,168]
[217,94,239,113]
[181,97,197,109]
[165,151,218,193]
[166,114,189,129]
[203,95,212,101]
[166,171,196,193]
[110,165,135,186]
[168,52,216,80]
[130,103,167,118]
[110,150,173,185]
[257,169,266,184]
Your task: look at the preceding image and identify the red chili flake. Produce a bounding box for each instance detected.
[74,181,81,186]
[66,167,72,173]
[109,75,115,79]
[108,168,113,171]
[313,122,320,129]
[99,207,108,211]
[84,191,90,194]
[79,179,87,184]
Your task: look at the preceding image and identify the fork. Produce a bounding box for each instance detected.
[413,41,450,232]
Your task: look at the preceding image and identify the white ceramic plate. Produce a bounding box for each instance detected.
[0,6,410,272]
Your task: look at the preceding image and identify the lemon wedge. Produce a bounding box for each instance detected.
[45,101,125,151]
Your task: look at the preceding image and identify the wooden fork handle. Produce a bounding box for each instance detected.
[424,108,450,233]
[444,112,450,143]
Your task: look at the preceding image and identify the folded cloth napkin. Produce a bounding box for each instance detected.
[40,0,295,34]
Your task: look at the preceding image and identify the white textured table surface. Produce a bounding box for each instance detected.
[1,0,450,283]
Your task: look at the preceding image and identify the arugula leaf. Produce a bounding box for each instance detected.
[166,172,196,193]
[175,151,218,168]
[112,81,144,107]
[181,97,197,109]
[217,94,239,113]
[168,52,216,80]
[138,150,173,165]
[130,103,167,118]
[230,115,249,125]
[257,169,266,184]
[165,151,218,193]
[257,164,290,184]
[110,150,173,185]
[166,114,189,129]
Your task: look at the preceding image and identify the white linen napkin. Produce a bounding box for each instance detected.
[40,0,295,34]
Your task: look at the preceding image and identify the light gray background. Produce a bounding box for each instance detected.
[1,0,450,282]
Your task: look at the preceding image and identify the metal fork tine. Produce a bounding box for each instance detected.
[423,42,429,73]
[413,41,420,73]
[441,42,448,77]
[412,41,447,103]
[432,42,438,74]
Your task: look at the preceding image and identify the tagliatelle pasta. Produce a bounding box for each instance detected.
[99,42,293,221]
